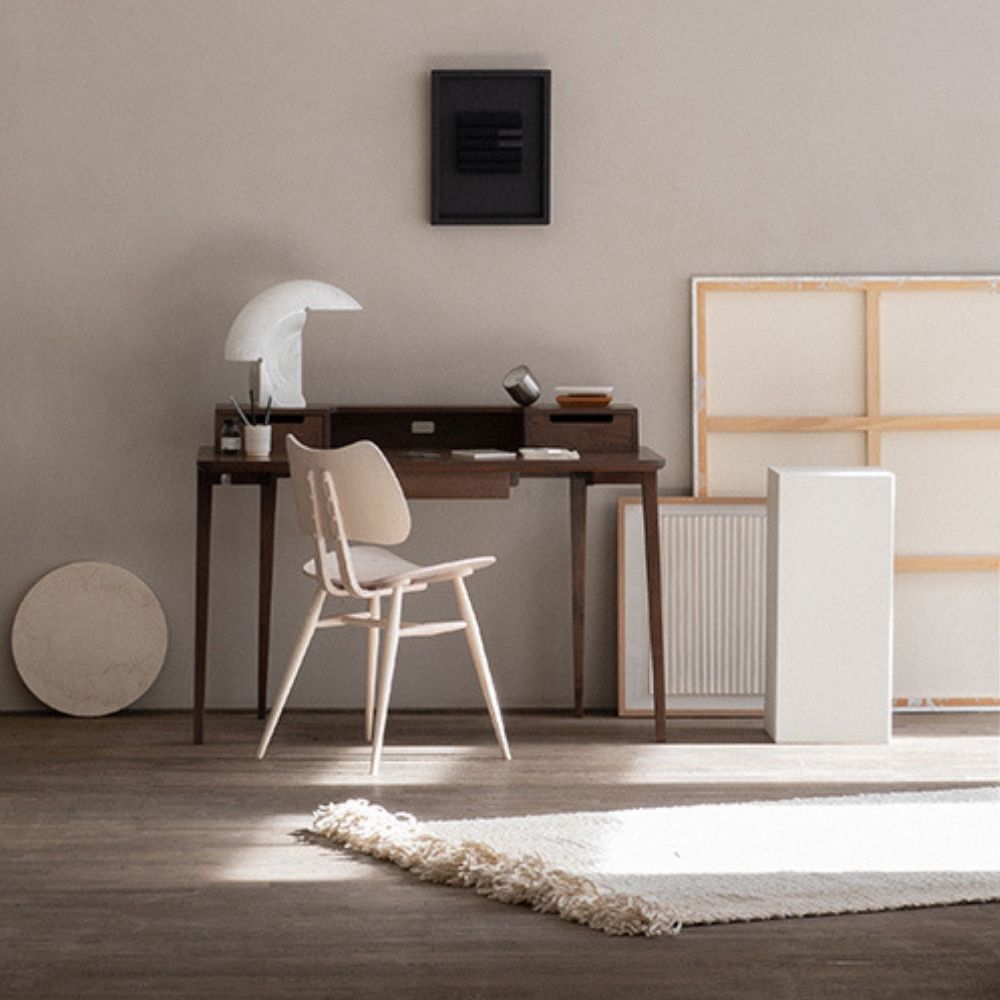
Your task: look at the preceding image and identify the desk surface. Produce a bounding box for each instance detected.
[197,445,665,476]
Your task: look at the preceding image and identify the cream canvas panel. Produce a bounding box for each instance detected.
[706,433,867,496]
[704,290,866,416]
[881,431,1000,555]
[881,290,1000,415]
[893,574,1000,700]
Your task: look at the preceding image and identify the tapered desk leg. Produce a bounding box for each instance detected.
[570,474,587,716]
[258,477,277,719]
[194,468,214,744]
[641,472,666,742]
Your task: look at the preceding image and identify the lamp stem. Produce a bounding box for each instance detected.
[249,359,263,405]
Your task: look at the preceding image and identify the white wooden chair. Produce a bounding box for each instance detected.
[257,435,511,774]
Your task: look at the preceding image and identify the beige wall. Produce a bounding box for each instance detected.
[4,0,1000,712]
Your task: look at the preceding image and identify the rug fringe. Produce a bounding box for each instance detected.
[310,799,683,937]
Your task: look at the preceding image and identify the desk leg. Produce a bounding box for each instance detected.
[641,472,667,742]
[194,468,213,744]
[570,474,587,716]
[258,477,277,719]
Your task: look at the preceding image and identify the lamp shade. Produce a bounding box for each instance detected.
[224,280,361,407]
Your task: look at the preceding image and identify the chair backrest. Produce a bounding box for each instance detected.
[286,436,412,548]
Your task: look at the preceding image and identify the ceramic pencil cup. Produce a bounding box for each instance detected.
[243,424,272,458]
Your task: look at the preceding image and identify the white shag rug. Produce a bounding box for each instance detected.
[310,786,1000,937]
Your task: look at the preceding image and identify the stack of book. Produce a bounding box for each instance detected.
[553,384,614,408]
[451,447,580,461]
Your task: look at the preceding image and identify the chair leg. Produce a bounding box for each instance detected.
[369,587,404,776]
[453,576,511,760]
[257,587,326,759]
[364,595,381,742]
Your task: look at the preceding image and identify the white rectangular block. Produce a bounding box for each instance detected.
[765,467,894,744]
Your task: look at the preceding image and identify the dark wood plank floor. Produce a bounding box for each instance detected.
[1,711,998,999]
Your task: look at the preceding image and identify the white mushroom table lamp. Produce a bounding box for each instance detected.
[224,280,362,407]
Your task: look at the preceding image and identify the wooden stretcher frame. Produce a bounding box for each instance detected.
[691,275,1000,709]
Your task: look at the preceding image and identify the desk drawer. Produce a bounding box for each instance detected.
[524,406,637,452]
[396,470,512,499]
[330,407,523,451]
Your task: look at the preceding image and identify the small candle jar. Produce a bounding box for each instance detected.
[220,418,242,453]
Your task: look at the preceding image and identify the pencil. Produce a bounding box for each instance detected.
[229,396,251,426]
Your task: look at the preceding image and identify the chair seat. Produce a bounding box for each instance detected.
[303,545,495,592]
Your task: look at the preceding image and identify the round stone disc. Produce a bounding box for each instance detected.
[12,562,168,716]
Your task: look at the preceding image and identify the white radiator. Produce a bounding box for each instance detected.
[661,507,768,695]
[619,501,768,714]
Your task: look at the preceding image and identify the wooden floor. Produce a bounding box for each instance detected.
[1,710,998,999]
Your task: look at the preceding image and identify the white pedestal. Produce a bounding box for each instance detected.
[765,467,894,744]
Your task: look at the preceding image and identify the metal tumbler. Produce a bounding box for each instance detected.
[502,365,541,406]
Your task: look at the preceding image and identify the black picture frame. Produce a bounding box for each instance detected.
[431,69,550,225]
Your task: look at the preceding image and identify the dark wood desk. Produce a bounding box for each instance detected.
[195,445,668,743]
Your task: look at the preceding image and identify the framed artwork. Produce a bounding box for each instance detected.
[431,70,550,225]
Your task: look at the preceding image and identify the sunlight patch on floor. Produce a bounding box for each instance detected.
[299,744,508,786]
[553,735,1000,787]
[217,813,377,882]
[286,733,999,789]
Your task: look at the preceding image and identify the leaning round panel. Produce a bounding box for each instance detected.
[12,562,167,716]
